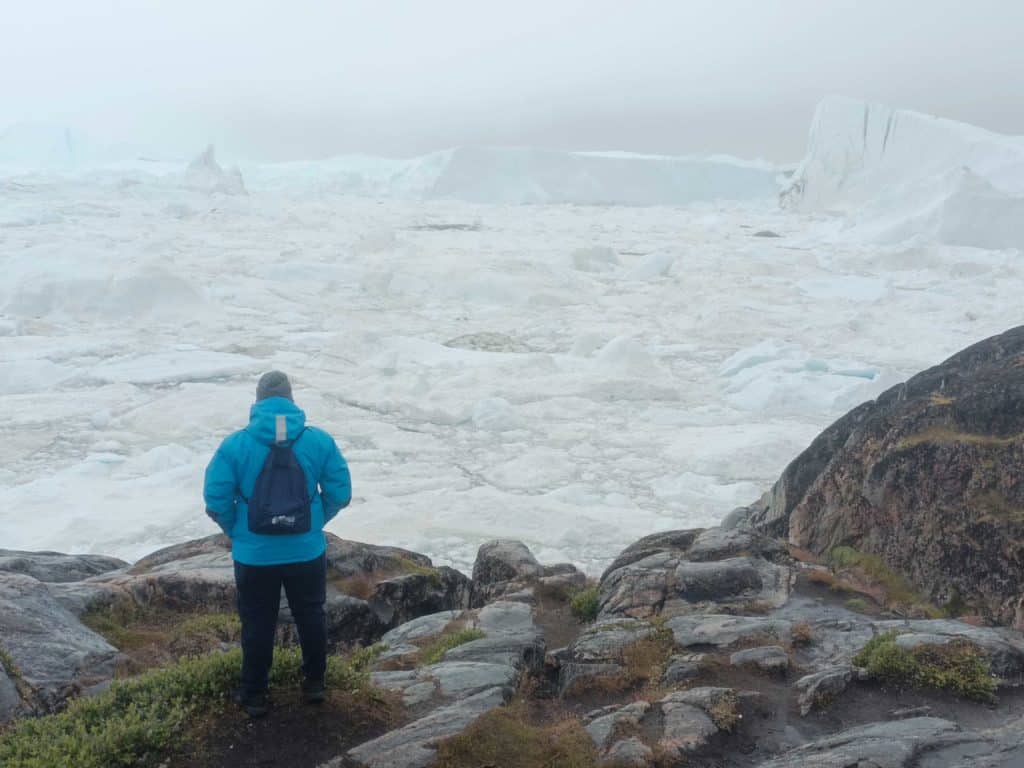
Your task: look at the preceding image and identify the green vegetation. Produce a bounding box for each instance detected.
[853,631,997,702]
[844,597,875,614]
[569,586,600,623]
[419,628,486,666]
[828,546,943,618]
[897,427,1023,451]
[435,701,596,768]
[0,645,386,768]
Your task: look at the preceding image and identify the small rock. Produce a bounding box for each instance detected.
[586,701,650,750]
[794,666,853,716]
[662,653,707,685]
[667,614,792,649]
[600,737,654,767]
[729,645,790,675]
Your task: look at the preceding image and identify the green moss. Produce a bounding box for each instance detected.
[569,586,600,623]
[435,702,597,768]
[419,628,486,666]
[171,613,241,644]
[828,546,943,618]
[0,646,385,768]
[853,631,996,702]
[897,427,1023,450]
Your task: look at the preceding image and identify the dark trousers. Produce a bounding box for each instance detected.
[234,552,327,696]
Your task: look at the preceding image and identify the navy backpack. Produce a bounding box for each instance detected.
[243,426,312,535]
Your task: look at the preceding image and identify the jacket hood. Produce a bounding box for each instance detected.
[246,397,307,445]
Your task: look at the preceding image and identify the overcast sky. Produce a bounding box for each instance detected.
[3,1,1024,164]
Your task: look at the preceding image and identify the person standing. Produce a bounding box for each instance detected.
[204,371,352,717]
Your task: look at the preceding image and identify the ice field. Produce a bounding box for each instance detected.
[2,97,1023,574]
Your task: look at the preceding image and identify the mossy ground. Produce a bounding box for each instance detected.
[0,645,393,768]
[828,546,944,618]
[82,601,243,673]
[853,631,997,703]
[434,700,597,768]
[418,627,486,666]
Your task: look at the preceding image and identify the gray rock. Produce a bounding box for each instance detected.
[600,737,654,767]
[324,536,434,578]
[0,550,127,583]
[667,614,792,649]
[472,539,543,585]
[659,697,718,755]
[667,555,792,616]
[380,611,462,647]
[0,572,118,713]
[755,717,962,768]
[0,665,24,723]
[585,701,650,750]
[341,686,509,768]
[730,645,790,674]
[662,653,707,685]
[918,715,1024,768]
[370,567,471,627]
[598,552,677,619]
[794,666,854,716]
[600,530,703,581]
[371,662,515,708]
[470,540,545,607]
[569,618,657,662]
[665,686,736,713]
[685,526,787,563]
[598,529,791,619]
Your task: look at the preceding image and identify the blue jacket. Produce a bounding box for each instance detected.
[203,397,351,565]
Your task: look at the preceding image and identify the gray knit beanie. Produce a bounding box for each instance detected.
[256,371,293,402]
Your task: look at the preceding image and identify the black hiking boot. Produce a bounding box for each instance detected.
[232,686,269,718]
[302,678,326,704]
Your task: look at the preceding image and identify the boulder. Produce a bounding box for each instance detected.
[469,539,583,607]
[599,528,791,619]
[729,645,790,674]
[667,614,792,649]
[600,737,653,767]
[793,666,854,716]
[0,572,118,717]
[585,701,650,751]
[0,550,127,583]
[747,326,1024,627]
[370,567,471,627]
[662,653,707,685]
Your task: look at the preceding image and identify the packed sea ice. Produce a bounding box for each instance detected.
[1,98,1021,575]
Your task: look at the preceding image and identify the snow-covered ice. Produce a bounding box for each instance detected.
[1,99,1022,575]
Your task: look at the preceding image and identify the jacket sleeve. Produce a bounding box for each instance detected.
[319,435,352,524]
[203,445,238,536]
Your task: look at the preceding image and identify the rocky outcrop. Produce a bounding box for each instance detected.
[598,526,792,619]
[469,539,585,607]
[746,326,1024,626]
[0,572,118,717]
[344,600,542,768]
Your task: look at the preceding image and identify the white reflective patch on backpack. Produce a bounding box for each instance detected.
[275,414,287,444]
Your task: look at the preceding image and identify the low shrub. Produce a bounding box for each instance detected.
[435,702,596,768]
[853,631,996,702]
[0,646,384,768]
[828,546,942,618]
[569,587,600,623]
[419,628,486,666]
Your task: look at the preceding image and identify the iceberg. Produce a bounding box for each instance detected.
[783,96,1024,250]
